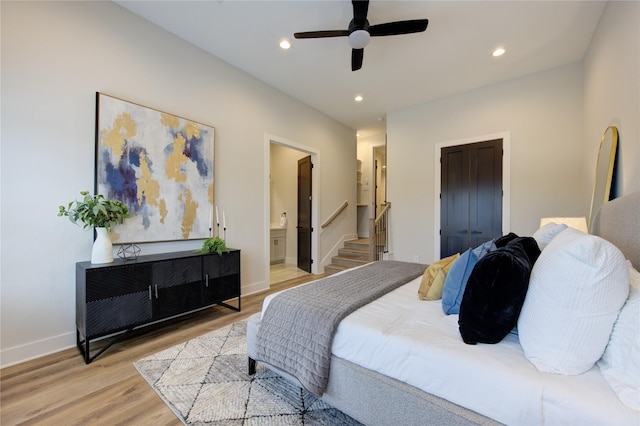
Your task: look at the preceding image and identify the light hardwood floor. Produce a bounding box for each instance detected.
[270,262,311,285]
[0,273,325,426]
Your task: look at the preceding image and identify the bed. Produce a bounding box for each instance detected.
[247,191,640,425]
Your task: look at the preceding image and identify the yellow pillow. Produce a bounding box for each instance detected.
[418,253,460,300]
[426,260,457,300]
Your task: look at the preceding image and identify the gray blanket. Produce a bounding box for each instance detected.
[254,260,427,395]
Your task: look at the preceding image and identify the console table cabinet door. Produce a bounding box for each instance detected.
[151,257,203,318]
[204,275,240,304]
[153,282,203,319]
[202,251,241,306]
[80,263,154,339]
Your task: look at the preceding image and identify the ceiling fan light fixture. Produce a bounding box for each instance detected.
[293,0,429,71]
[348,29,370,49]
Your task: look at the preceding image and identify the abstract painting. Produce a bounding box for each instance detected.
[96,93,214,243]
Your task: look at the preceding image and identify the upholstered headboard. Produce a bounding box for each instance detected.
[591,191,640,270]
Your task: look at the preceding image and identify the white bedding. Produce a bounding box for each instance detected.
[262,275,639,425]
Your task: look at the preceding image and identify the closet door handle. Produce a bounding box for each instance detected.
[205,274,209,287]
[154,284,158,299]
[149,285,152,300]
[458,229,468,234]
[471,230,482,234]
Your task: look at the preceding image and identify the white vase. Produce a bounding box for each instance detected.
[91,227,114,264]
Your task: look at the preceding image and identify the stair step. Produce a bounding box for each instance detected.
[324,263,349,275]
[344,238,369,250]
[337,247,370,259]
[324,238,377,275]
[331,255,370,268]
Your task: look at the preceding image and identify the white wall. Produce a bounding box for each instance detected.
[387,64,584,264]
[0,1,355,367]
[583,0,640,198]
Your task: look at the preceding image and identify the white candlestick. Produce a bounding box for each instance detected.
[223,211,226,229]
[209,209,213,237]
[215,206,219,225]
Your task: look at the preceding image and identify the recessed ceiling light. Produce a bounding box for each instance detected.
[492,47,506,57]
[354,95,363,102]
[280,40,291,50]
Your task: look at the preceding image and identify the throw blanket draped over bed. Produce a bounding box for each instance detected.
[254,260,427,395]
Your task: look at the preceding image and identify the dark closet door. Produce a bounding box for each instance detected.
[441,139,502,257]
[297,155,312,273]
[441,145,470,257]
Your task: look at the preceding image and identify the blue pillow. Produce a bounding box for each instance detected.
[472,240,496,259]
[442,248,479,315]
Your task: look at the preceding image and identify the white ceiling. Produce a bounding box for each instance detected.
[115,0,606,138]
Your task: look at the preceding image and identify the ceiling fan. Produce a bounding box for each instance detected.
[294,0,429,71]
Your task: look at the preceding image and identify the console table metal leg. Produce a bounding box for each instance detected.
[76,327,134,364]
[219,295,241,312]
[76,329,91,364]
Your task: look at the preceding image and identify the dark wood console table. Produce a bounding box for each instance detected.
[76,249,240,363]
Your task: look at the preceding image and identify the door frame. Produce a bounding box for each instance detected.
[372,143,387,219]
[434,131,511,259]
[264,133,320,280]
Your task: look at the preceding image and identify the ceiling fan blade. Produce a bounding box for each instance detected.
[294,30,349,39]
[352,0,369,26]
[352,48,364,71]
[369,19,429,37]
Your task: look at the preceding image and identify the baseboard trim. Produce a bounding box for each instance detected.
[1,332,75,369]
[242,280,268,297]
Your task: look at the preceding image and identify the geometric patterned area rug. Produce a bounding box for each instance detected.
[134,321,362,425]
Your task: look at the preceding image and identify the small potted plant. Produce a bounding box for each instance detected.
[58,191,130,264]
[199,236,228,256]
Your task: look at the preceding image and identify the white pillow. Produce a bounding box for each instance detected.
[598,261,640,410]
[531,222,567,250]
[518,227,629,375]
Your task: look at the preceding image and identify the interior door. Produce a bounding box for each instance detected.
[440,139,503,257]
[440,145,470,256]
[297,155,312,272]
[468,140,503,248]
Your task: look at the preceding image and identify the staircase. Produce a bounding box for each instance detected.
[324,238,374,275]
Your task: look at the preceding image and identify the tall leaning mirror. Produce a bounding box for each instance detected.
[588,125,618,231]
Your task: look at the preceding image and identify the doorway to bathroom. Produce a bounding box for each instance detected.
[267,137,319,285]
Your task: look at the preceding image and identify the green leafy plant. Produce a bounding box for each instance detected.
[58,191,130,231]
[200,236,228,255]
